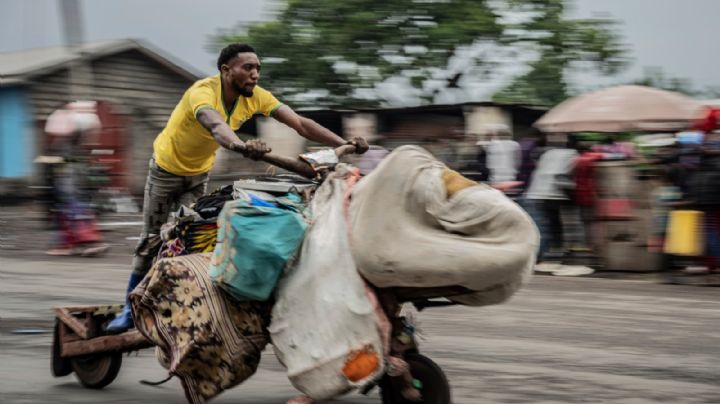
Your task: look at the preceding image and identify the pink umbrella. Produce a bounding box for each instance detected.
[44,101,101,136]
[534,85,707,133]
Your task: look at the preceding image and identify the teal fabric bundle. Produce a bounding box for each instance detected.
[208,199,308,301]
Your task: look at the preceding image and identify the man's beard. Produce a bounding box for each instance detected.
[234,82,254,97]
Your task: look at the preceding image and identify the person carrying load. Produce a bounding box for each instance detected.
[107,43,368,333]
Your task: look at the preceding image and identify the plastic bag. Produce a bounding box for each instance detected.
[208,200,307,301]
[269,165,385,400]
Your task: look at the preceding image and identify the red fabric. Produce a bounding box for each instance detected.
[596,198,633,219]
[57,213,102,247]
[695,107,719,133]
[574,152,603,206]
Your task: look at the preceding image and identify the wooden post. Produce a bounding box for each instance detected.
[54,307,89,340]
[61,331,152,358]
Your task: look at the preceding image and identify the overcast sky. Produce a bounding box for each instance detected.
[2,0,718,98]
[571,0,719,93]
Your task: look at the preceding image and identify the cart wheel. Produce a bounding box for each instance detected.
[71,352,123,389]
[51,320,72,377]
[380,353,451,404]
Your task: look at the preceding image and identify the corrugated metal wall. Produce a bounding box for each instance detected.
[25,49,194,193]
[90,50,194,194]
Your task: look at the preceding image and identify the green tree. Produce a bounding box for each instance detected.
[211,0,626,108]
[492,0,627,106]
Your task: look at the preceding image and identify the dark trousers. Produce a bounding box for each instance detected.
[703,208,720,270]
[579,205,595,249]
[541,199,566,252]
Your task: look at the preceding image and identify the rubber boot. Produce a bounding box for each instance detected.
[106,273,143,334]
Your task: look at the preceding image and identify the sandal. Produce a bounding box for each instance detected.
[46,247,73,256]
[80,243,110,257]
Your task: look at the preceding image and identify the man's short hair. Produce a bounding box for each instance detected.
[217,43,256,71]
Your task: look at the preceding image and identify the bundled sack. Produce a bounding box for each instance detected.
[349,145,539,306]
[155,206,217,258]
[194,184,234,219]
[130,253,271,404]
[269,165,386,400]
[178,219,219,253]
[173,185,233,253]
[208,199,307,301]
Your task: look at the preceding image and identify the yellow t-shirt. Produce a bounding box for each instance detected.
[153,75,282,176]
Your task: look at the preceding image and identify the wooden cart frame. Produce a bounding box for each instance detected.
[51,304,153,388]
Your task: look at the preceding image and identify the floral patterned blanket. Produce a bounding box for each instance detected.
[130,253,272,404]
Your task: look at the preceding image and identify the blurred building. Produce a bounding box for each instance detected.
[313,102,545,166]
[0,38,546,197]
[207,102,545,190]
[0,39,199,197]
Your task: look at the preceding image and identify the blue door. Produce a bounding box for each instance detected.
[0,87,32,177]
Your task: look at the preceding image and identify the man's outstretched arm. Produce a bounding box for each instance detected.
[272,105,344,146]
[272,105,368,153]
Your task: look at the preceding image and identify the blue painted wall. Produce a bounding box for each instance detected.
[0,87,33,177]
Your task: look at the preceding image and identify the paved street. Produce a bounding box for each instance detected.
[1,209,719,403]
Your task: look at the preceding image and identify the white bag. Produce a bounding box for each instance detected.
[269,165,385,400]
[349,145,539,306]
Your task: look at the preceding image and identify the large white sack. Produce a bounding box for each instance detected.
[269,165,385,400]
[349,145,539,306]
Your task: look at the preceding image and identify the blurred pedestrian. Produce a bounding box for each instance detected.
[518,130,548,188]
[685,131,720,273]
[573,141,604,251]
[673,131,704,194]
[459,142,490,182]
[524,136,579,261]
[486,125,521,184]
[648,167,683,270]
[43,101,110,257]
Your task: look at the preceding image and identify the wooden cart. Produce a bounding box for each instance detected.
[51,304,153,389]
[49,145,456,401]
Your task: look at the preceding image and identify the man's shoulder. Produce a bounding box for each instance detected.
[251,85,274,98]
[190,75,220,91]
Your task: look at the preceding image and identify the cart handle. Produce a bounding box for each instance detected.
[235,143,357,179]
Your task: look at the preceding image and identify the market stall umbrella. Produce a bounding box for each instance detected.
[534,85,707,133]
